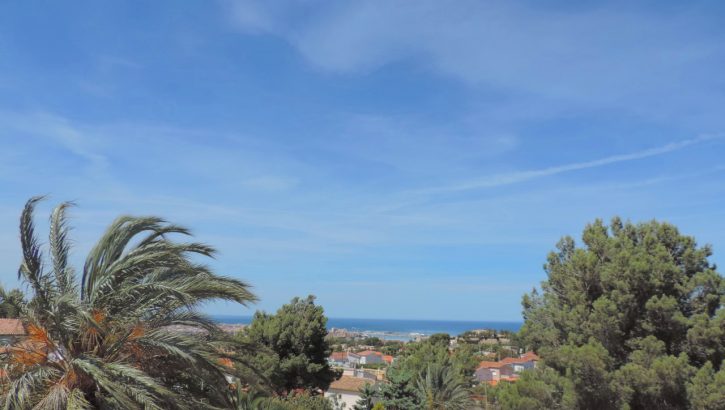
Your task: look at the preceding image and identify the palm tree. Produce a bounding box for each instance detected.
[415,364,472,410]
[232,387,284,410]
[1,197,257,409]
[0,285,24,318]
[352,382,378,410]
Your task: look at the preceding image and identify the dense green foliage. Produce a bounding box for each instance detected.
[0,198,257,409]
[509,218,725,410]
[236,295,341,394]
[415,364,473,409]
[378,365,420,410]
[362,336,384,347]
[233,388,334,410]
[492,366,575,410]
[380,341,405,356]
[352,383,379,410]
[0,285,24,318]
[378,335,476,409]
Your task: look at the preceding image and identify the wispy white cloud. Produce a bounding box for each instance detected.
[413,135,720,195]
[0,111,109,173]
[224,0,725,126]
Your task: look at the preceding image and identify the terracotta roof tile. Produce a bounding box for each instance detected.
[478,352,539,369]
[0,319,25,336]
[328,376,374,393]
[500,352,539,365]
[330,352,347,361]
[357,350,383,357]
[520,351,540,361]
[477,361,505,369]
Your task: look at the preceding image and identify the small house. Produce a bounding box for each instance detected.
[356,350,384,365]
[0,319,26,345]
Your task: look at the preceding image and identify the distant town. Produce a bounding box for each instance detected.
[322,327,537,407]
[1,316,535,409]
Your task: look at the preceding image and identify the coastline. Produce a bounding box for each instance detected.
[210,315,522,339]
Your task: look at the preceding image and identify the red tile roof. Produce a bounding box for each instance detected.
[383,355,394,364]
[328,376,374,393]
[330,352,348,361]
[357,350,383,357]
[477,352,539,369]
[0,319,25,336]
[500,353,539,365]
[520,351,540,361]
[477,361,505,369]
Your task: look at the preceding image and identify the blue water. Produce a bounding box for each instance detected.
[211,315,521,336]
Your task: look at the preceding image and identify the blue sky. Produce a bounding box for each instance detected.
[1,1,725,321]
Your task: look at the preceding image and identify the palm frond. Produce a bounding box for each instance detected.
[6,199,259,409]
[2,365,61,410]
[415,365,472,410]
[81,216,166,301]
[72,357,177,410]
[66,388,93,410]
[49,201,77,296]
[18,196,53,312]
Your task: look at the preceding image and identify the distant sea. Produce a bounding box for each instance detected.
[211,315,522,337]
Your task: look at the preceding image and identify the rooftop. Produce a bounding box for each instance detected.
[330,352,347,361]
[477,361,506,369]
[477,351,539,370]
[357,350,383,357]
[0,319,25,336]
[328,376,374,393]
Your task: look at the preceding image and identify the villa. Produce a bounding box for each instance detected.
[474,352,539,384]
[329,350,388,367]
[474,361,515,383]
[328,351,362,367]
[356,350,385,365]
[329,351,349,366]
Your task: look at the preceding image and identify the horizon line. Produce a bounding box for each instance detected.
[208,313,524,323]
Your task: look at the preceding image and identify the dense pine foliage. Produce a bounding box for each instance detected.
[379,334,474,409]
[234,295,341,395]
[0,286,24,318]
[502,218,725,410]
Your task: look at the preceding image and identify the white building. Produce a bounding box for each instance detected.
[328,351,362,367]
[356,350,384,365]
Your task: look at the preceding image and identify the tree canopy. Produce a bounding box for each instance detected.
[236,295,341,394]
[0,197,257,409]
[378,334,476,409]
[513,218,725,410]
[415,364,473,409]
[0,285,24,318]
